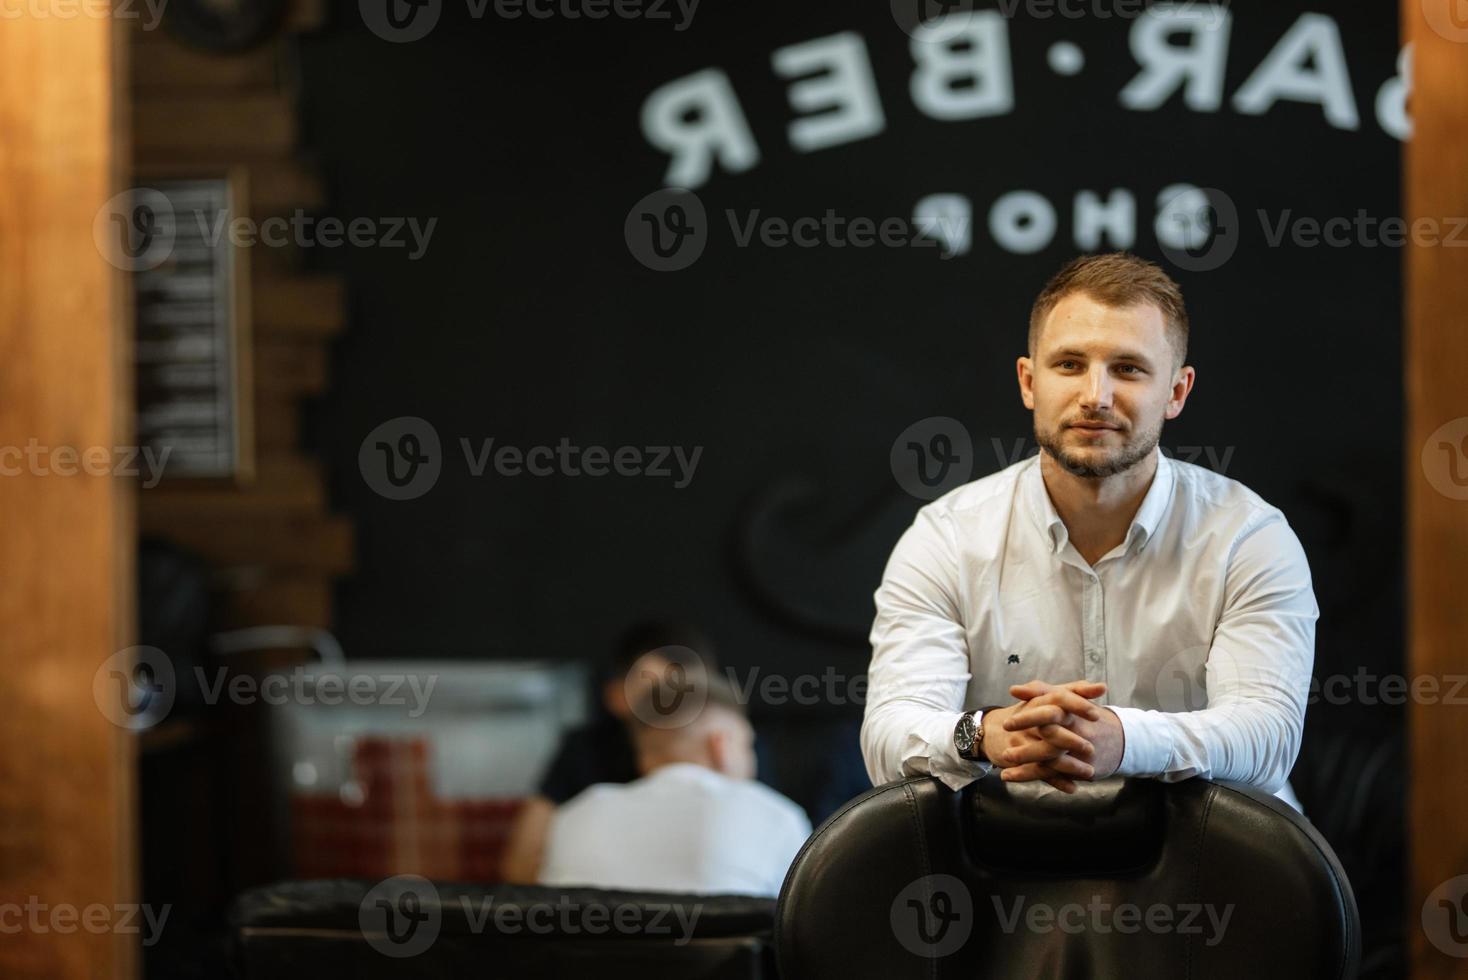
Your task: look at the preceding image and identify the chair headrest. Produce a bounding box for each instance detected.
[964,776,1164,876]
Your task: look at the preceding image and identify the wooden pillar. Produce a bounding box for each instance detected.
[0,12,136,980]
[1406,2,1468,977]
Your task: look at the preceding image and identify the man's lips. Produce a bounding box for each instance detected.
[1068,422,1121,438]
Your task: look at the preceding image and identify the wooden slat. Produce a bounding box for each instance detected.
[139,515,355,573]
[0,12,136,980]
[134,94,296,155]
[130,29,284,92]
[132,155,324,217]
[1405,2,1468,976]
[255,340,329,395]
[285,0,329,31]
[245,158,325,217]
[140,456,325,519]
[221,574,334,629]
[253,276,346,337]
[254,396,302,451]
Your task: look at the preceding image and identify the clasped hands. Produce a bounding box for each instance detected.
[979,680,1126,794]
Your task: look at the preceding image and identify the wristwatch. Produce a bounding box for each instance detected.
[954,708,989,762]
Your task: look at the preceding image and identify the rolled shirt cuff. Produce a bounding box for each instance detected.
[912,709,991,791]
[1107,705,1170,778]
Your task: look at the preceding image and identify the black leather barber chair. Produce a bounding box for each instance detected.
[776,776,1360,979]
[230,879,778,979]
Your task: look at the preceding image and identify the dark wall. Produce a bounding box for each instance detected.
[296,1,1403,730]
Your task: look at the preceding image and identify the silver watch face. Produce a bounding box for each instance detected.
[955,712,976,755]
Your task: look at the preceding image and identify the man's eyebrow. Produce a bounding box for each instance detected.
[1049,347,1155,365]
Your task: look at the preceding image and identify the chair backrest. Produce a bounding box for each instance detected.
[229,879,778,980]
[775,776,1360,979]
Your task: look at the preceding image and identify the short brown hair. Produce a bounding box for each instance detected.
[1028,252,1189,367]
[627,663,746,732]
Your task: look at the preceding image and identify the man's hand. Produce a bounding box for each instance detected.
[995,679,1125,792]
[979,680,1107,793]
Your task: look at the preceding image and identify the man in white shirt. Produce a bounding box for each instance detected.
[862,252,1317,808]
[536,666,812,896]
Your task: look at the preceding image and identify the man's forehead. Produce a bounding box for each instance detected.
[1037,293,1170,353]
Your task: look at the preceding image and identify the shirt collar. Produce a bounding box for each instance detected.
[1027,447,1175,556]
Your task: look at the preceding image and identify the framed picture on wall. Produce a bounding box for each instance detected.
[129,169,255,483]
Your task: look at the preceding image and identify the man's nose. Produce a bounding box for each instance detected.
[1079,366,1114,412]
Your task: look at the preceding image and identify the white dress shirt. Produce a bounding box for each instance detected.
[538,762,813,897]
[861,448,1317,807]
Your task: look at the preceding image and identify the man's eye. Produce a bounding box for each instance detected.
[1116,364,1142,375]
[1056,360,1078,370]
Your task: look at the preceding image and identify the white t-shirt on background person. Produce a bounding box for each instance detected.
[538,762,813,897]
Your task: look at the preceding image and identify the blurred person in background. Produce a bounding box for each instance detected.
[517,667,812,896]
[501,621,719,881]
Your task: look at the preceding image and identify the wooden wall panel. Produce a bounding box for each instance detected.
[1405,2,1468,977]
[0,13,135,980]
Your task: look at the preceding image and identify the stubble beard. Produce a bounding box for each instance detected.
[1035,413,1163,479]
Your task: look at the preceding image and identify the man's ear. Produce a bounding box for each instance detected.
[705,729,728,774]
[1016,355,1036,410]
[1164,365,1196,421]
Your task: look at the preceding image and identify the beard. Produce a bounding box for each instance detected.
[1035,411,1163,479]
